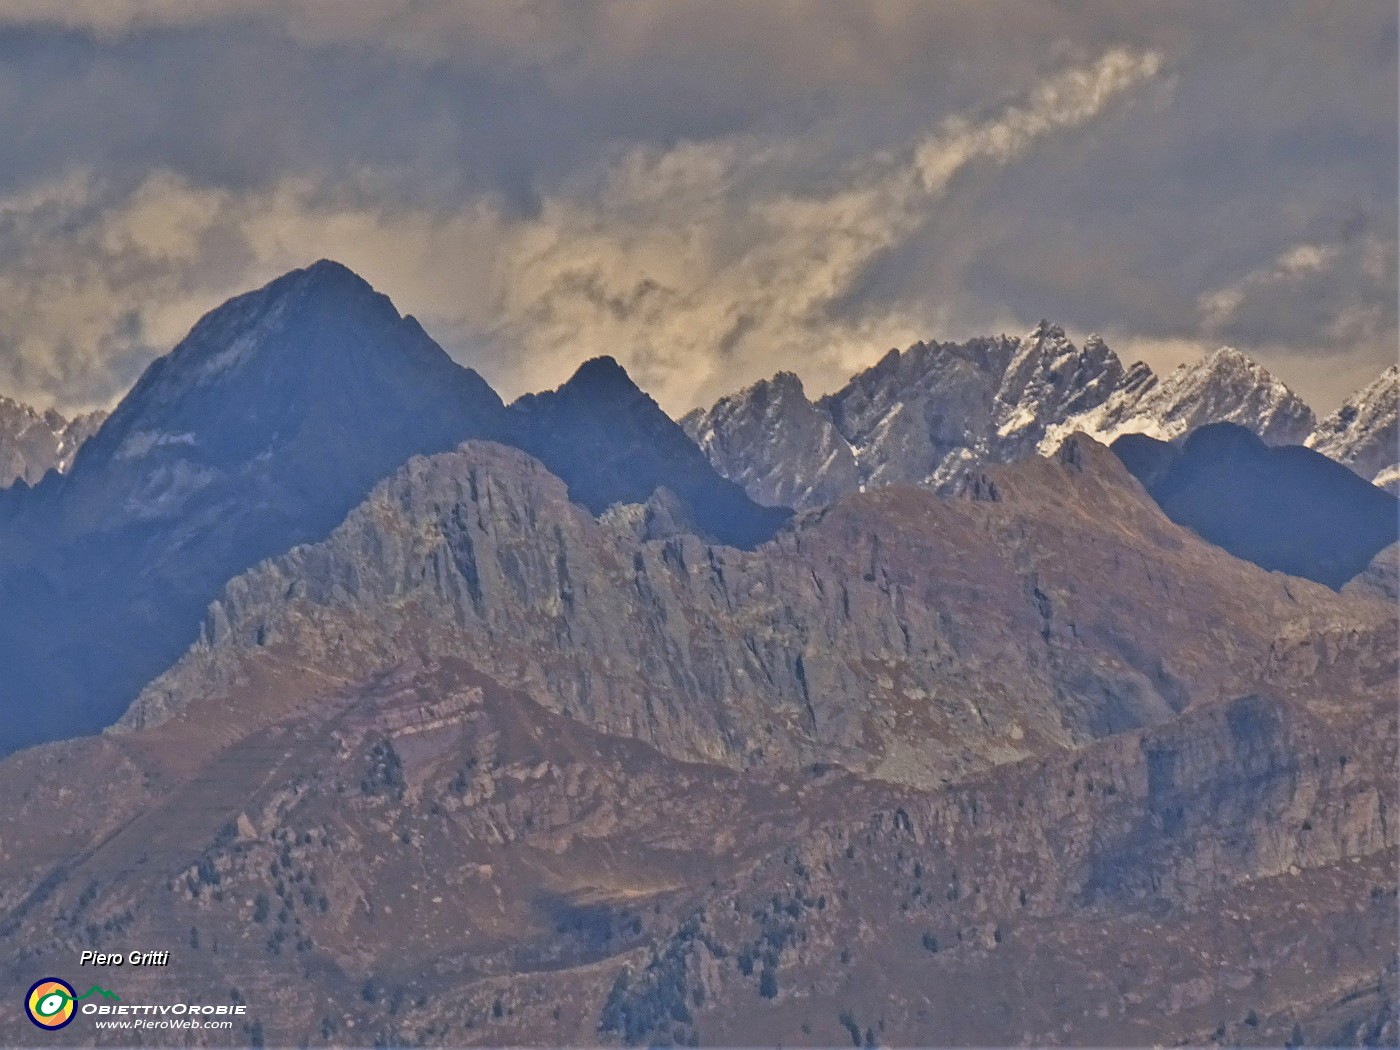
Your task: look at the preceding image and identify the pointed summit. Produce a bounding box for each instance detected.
[1025,319,1068,343]
[1154,346,1315,445]
[0,264,509,754]
[67,261,502,495]
[1307,365,1399,491]
[567,355,634,388]
[994,324,1127,456]
[509,361,790,548]
[300,256,372,286]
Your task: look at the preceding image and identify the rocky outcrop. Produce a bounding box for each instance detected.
[120,437,1380,789]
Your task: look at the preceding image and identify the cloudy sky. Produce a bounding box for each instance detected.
[0,1,1392,416]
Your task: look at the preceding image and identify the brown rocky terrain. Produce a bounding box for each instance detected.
[0,435,1392,1046]
[0,650,1390,1046]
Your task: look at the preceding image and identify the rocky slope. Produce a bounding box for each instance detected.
[0,607,1390,1047]
[0,268,1391,1047]
[0,396,104,487]
[686,330,1321,512]
[1307,365,1399,493]
[121,437,1381,791]
[0,424,1390,1047]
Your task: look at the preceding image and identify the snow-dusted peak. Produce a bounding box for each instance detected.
[0,396,106,487]
[690,325,1134,504]
[1026,319,1068,343]
[1041,345,1315,453]
[993,323,1127,455]
[1156,346,1315,444]
[1307,365,1398,492]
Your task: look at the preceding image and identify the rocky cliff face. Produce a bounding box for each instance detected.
[121,438,1378,791]
[0,396,104,487]
[1308,365,1399,493]
[593,683,1395,1048]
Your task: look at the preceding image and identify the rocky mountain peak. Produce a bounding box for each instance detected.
[1026,318,1068,343]
[1040,345,1315,454]
[1164,346,1315,444]
[560,354,640,397]
[0,395,106,487]
[1306,364,1399,492]
[72,260,479,477]
[0,263,512,754]
[681,370,858,510]
[690,326,1131,503]
[509,357,790,547]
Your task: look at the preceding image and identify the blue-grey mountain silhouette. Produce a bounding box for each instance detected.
[1112,422,1398,589]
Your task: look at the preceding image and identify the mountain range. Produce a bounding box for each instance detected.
[0,262,1392,1047]
[682,327,1395,508]
[0,261,781,756]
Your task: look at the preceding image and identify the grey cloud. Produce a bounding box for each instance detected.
[0,1,1389,415]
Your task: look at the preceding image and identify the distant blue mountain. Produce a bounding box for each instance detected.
[0,261,510,753]
[508,356,791,549]
[1112,422,1398,589]
[0,261,784,755]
